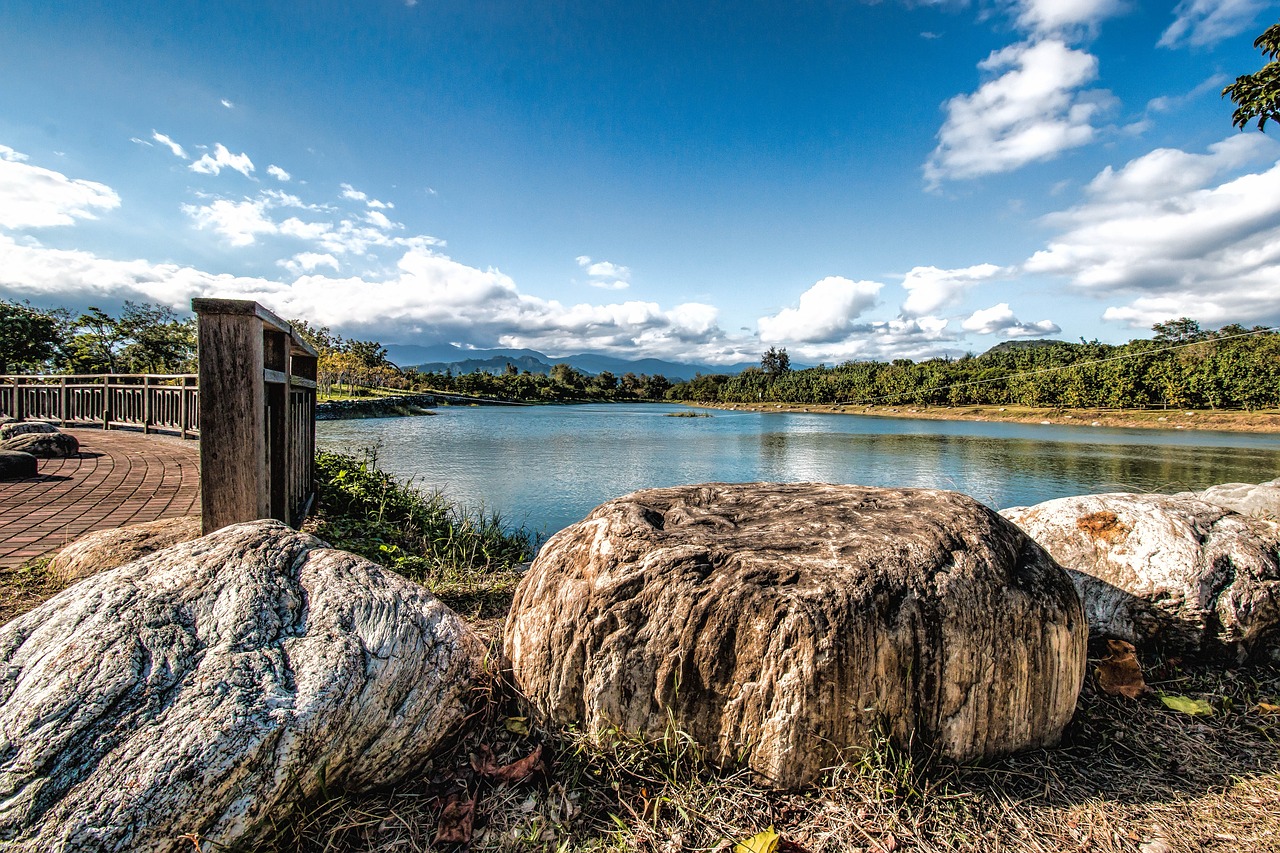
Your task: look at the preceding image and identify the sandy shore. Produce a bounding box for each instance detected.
[689,402,1280,434]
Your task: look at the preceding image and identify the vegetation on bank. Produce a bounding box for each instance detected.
[307,450,534,620]
[672,320,1280,411]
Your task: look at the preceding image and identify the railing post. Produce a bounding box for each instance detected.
[193,299,270,534]
[143,375,151,435]
[59,377,67,426]
[15,379,24,422]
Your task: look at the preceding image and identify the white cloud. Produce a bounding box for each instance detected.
[1014,0,1125,37]
[1159,0,1266,48]
[757,276,882,344]
[182,198,278,247]
[221,99,234,109]
[1085,134,1272,201]
[189,143,255,178]
[899,263,1007,317]
[340,183,393,209]
[267,164,291,182]
[962,303,1061,337]
[925,40,1109,186]
[1025,136,1280,327]
[0,148,120,229]
[152,131,188,160]
[279,252,340,276]
[576,254,633,290]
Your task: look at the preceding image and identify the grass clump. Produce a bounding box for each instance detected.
[308,449,535,623]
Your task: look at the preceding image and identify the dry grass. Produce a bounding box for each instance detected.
[0,556,68,624]
[260,640,1280,853]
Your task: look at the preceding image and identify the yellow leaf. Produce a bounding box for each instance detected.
[504,716,530,735]
[1159,694,1212,716]
[734,827,780,853]
[1255,701,1280,714]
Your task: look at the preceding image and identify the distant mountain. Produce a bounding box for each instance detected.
[980,339,1069,356]
[384,342,761,381]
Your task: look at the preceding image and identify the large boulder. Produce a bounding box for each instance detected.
[48,515,203,583]
[0,520,486,852]
[1187,482,1280,522]
[0,431,78,458]
[1001,494,1280,661]
[0,421,58,441]
[505,483,1086,789]
[0,450,37,480]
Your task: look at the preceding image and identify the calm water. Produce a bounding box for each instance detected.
[317,403,1280,538]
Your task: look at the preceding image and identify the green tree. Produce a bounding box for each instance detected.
[761,346,791,376]
[0,300,63,374]
[1224,21,1280,131]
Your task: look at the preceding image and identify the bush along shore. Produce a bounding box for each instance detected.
[3,454,1279,852]
[315,393,440,420]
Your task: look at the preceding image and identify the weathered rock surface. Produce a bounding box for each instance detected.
[0,520,486,853]
[48,515,203,583]
[0,431,78,458]
[1186,482,1280,522]
[505,483,1086,788]
[0,421,58,441]
[0,450,37,480]
[1001,494,1280,661]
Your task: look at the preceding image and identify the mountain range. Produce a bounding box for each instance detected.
[382,343,765,381]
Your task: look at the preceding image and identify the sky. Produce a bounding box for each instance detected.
[1,0,1279,366]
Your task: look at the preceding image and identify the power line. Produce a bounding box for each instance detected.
[837,325,1280,406]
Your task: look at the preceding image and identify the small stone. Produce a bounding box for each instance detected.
[49,516,203,583]
[0,450,38,480]
[0,431,78,458]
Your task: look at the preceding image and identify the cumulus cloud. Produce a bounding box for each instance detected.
[962,303,1061,337]
[221,99,235,109]
[280,252,340,276]
[1025,135,1280,327]
[1014,0,1125,38]
[190,144,255,178]
[0,147,120,229]
[925,40,1110,186]
[757,277,882,344]
[152,131,188,159]
[1159,0,1266,48]
[0,234,745,361]
[575,254,633,290]
[267,164,291,181]
[899,263,1007,317]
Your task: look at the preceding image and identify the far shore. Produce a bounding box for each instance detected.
[685,401,1280,434]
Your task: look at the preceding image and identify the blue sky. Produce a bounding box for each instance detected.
[1,0,1278,365]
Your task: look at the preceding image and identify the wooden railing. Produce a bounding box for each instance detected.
[0,374,199,438]
[193,298,318,533]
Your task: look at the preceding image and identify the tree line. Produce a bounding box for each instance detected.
[670,320,1280,411]
[0,300,196,375]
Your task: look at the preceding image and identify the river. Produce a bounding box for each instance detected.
[316,403,1280,538]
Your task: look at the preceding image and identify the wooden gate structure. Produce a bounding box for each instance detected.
[192,298,319,533]
[0,299,319,535]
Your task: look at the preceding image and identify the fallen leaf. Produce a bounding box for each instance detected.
[472,744,545,784]
[1160,694,1213,716]
[432,795,474,844]
[1140,840,1173,853]
[1256,701,1280,715]
[504,716,530,735]
[734,827,780,853]
[1095,640,1151,699]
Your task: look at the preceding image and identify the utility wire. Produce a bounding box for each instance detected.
[836,325,1280,406]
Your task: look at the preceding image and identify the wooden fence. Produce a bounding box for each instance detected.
[192,298,319,533]
[1,299,318,535]
[0,374,199,438]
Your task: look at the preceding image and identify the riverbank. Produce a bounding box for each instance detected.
[694,402,1280,433]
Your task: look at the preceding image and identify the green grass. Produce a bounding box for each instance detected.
[308,449,535,620]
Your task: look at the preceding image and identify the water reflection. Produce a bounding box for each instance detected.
[317,404,1280,537]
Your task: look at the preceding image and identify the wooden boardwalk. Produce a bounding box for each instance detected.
[0,428,200,568]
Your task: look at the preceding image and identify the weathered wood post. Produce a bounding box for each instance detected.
[192,298,318,534]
